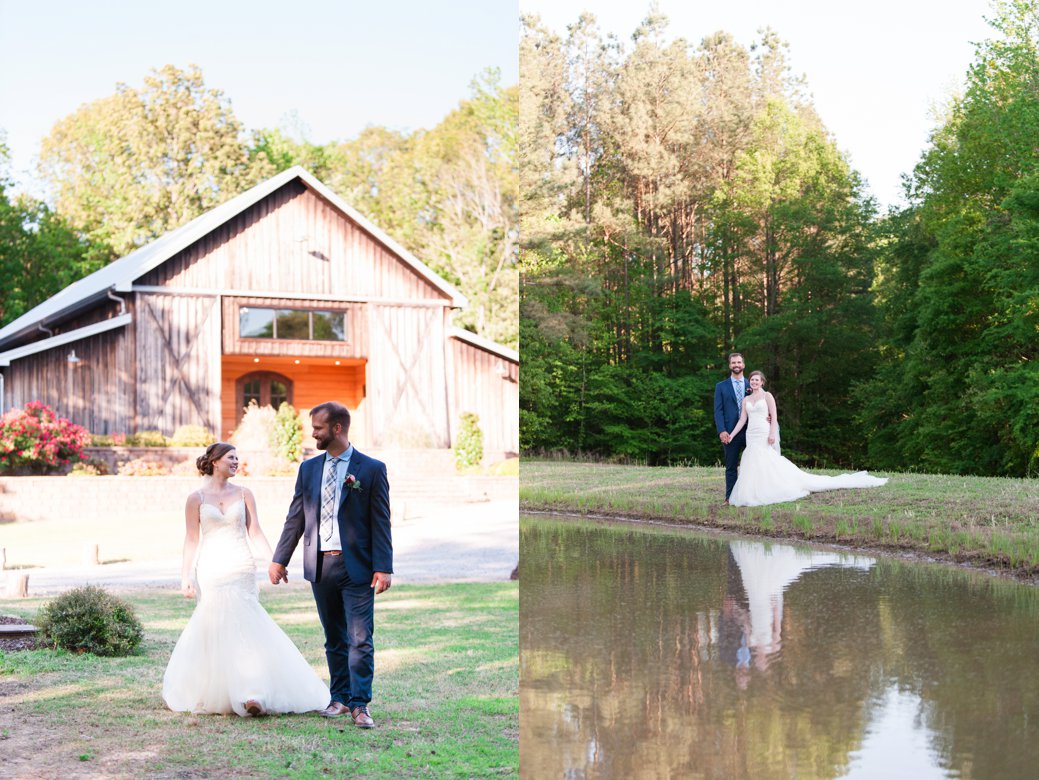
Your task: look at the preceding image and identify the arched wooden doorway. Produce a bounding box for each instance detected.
[235,371,293,420]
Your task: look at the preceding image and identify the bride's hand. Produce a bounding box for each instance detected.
[181,579,196,598]
[768,434,775,445]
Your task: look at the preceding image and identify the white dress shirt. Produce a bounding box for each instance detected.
[320,445,353,552]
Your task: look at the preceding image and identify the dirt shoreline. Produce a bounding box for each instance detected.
[521,506,1039,586]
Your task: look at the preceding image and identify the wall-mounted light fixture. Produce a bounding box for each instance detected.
[67,350,82,366]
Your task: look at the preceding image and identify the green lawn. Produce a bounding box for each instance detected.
[0,581,518,779]
[520,460,1039,576]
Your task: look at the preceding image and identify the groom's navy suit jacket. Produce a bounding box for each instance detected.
[714,377,749,436]
[273,448,393,585]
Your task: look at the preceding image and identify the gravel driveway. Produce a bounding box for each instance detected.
[3,498,518,596]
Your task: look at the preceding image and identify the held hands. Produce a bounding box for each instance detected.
[371,572,392,594]
[719,431,731,445]
[268,562,288,585]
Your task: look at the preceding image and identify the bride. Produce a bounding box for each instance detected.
[162,442,329,716]
[726,371,888,507]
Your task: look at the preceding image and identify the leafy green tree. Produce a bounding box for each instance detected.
[0,139,102,327]
[862,0,1039,475]
[39,64,272,256]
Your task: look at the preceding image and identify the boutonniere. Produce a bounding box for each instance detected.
[344,473,362,492]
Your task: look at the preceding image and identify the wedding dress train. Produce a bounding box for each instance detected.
[162,499,329,715]
[728,397,887,507]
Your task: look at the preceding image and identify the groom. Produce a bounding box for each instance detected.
[715,352,749,505]
[269,400,393,728]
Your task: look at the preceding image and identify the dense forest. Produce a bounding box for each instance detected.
[519,0,1039,477]
[0,65,518,348]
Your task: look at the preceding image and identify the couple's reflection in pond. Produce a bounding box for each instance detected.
[722,541,874,685]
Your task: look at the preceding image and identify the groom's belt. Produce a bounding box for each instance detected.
[322,550,343,556]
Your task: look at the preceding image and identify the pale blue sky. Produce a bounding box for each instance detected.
[0,0,519,197]
[520,0,995,210]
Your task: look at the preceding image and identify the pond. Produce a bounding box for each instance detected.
[520,515,1039,779]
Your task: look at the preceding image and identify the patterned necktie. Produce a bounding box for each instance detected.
[320,456,339,542]
[735,380,744,409]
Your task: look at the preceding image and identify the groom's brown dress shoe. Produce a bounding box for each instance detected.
[320,701,350,718]
[350,705,375,728]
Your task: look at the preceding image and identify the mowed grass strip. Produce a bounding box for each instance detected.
[0,581,517,779]
[520,461,1039,576]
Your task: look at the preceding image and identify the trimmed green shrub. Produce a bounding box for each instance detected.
[125,430,168,447]
[169,425,216,448]
[90,432,127,447]
[273,402,303,462]
[35,585,144,656]
[454,412,484,470]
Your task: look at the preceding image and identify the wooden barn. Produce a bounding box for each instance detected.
[0,167,518,457]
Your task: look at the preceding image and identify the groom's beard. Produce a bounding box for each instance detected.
[314,436,332,450]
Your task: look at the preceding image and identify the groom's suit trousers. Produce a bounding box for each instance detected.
[312,553,375,708]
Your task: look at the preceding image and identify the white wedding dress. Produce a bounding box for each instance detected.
[728,396,888,507]
[162,498,329,716]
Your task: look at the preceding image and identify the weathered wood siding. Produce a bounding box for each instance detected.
[134,293,221,433]
[139,183,451,304]
[447,337,519,455]
[1,323,134,434]
[366,306,450,447]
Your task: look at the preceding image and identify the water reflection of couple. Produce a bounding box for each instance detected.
[714,353,888,506]
[722,541,874,681]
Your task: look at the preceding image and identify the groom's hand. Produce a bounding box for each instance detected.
[371,572,392,594]
[719,431,731,445]
[268,562,288,585]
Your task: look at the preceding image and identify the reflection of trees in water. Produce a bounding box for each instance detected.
[520,518,1039,780]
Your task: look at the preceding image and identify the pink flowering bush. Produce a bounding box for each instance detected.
[0,401,91,474]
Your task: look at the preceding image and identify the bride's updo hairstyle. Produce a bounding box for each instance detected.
[749,370,767,386]
[196,442,235,476]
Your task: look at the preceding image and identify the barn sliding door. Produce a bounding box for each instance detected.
[135,294,221,434]
[367,305,449,448]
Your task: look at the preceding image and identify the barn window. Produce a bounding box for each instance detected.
[243,378,261,406]
[240,308,275,338]
[240,306,346,341]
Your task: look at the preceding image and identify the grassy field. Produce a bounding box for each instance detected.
[520,461,1039,578]
[0,582,518,779]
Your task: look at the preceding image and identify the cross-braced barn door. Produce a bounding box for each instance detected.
[136,295,220,433]
[368,305,449,448]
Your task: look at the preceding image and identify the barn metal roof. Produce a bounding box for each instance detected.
[0,166,468,350]
[448,327,518,363]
